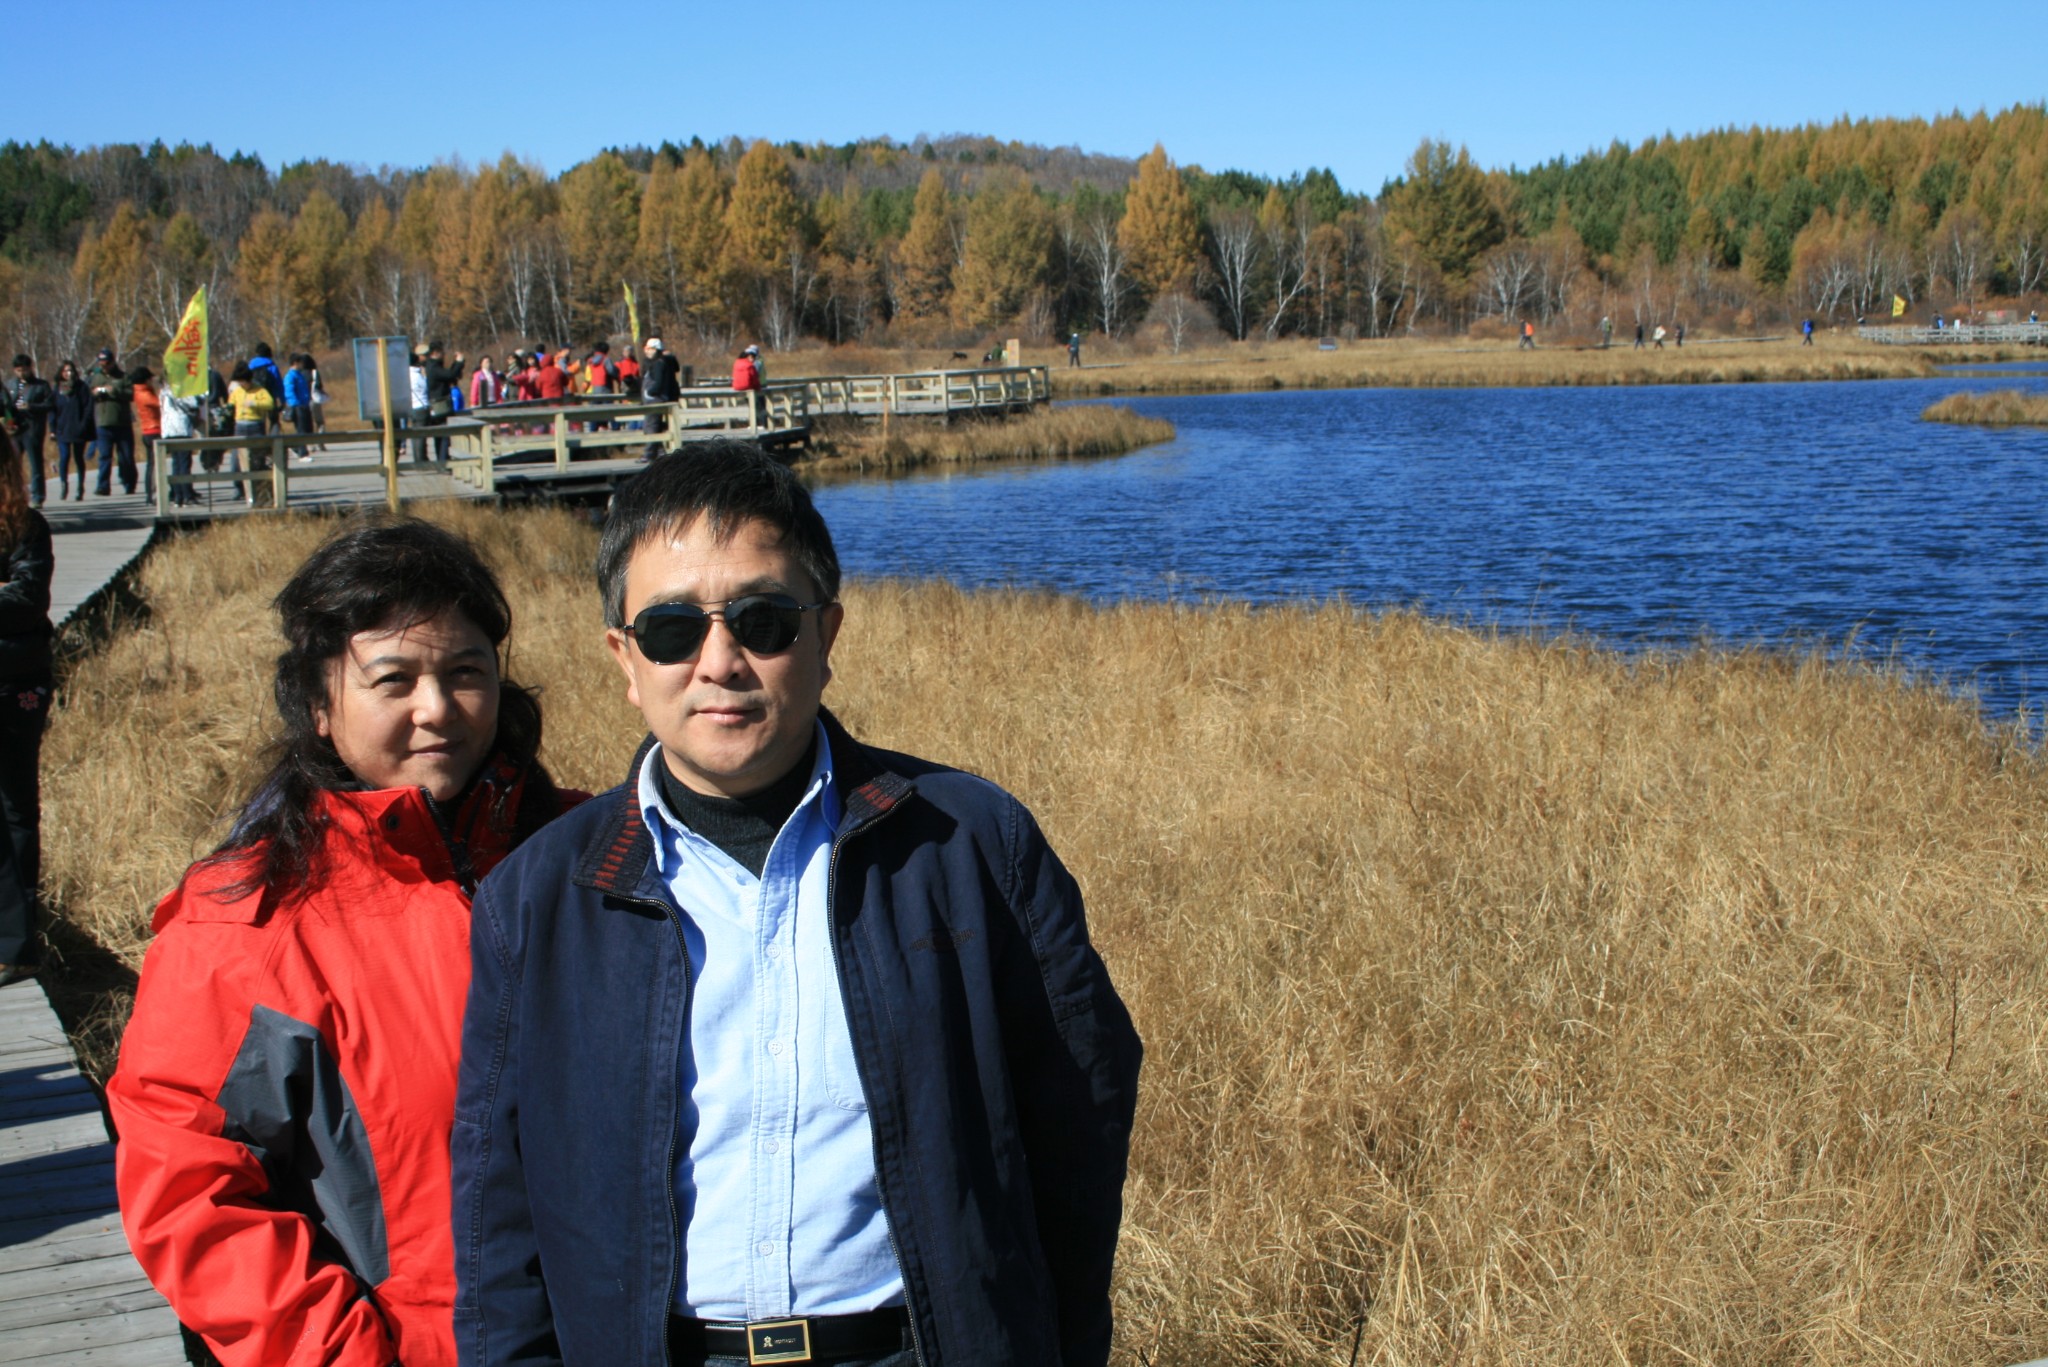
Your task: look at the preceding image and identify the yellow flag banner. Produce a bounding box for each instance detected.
[624,282,640,345]
[1891,294,1907,318]
[164,286,209,398]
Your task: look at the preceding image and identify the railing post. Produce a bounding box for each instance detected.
[554,412,569,471]
[272,436,288,508]
[155,441,169,518]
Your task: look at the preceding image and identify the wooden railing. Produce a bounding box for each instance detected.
[1857,322,2048,345]
[799,366,1050,417]
[451,388,809,492]
[154,427,397,516]
[149,366,1044,515]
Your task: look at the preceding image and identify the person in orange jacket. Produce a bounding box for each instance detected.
[107,519,584,1367]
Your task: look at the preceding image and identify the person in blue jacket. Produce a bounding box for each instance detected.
[453,440,1142,1367]
[282,353,315,460]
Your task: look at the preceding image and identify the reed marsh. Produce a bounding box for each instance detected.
[41,505,2048,1364]
[1049,333,1982,399]
[1923,389,2048,427]
[806,402,1175,476]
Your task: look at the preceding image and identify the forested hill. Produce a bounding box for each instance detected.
[3,107,2041,364]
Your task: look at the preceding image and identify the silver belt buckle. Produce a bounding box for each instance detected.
[746,1317,812,1364]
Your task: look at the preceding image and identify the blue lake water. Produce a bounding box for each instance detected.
[809,376,2048,719]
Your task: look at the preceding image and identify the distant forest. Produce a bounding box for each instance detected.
[2,108,2043,364]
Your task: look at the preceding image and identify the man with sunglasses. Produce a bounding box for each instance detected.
[455,441,1141,1367]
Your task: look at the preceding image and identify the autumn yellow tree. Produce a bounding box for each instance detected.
[721,141,807,333]
[892,167,957,323]
[1119,144,1199,296]
[344,197,400,334]
[953,168,1052,328]
[558,151,641,339]
[1383,139,1503,290]
[639,149,731,334]
[80,201,153,358]
[289,190,350,345]
[236,209,297,349]
[146,211,213,341]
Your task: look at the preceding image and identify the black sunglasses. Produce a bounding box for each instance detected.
[624,594,830,665]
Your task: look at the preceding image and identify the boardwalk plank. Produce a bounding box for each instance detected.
[0,1250,155,1306]
[16,1340,190,1366]
[0,1283,169,1330]
[0,1225,135,1274]
[0,975,183,1363]
[5,1300,186,1360]
[0,1109,107,1161]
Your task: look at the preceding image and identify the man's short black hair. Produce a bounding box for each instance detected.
[11,354,29,369]
[596,439,840,628]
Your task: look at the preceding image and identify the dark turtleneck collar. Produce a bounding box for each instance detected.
[654,735,819,878]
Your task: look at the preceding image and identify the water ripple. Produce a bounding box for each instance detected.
[811,376,2048,717]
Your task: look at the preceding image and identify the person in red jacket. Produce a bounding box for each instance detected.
[107,518,583,1367]
[731,344,762,428]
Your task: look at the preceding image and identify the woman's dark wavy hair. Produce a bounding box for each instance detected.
[209,516,558,900]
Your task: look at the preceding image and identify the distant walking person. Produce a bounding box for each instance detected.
[1801,317,1814,346]
[228,361,275,503]
[1600,316,1612,349]
[732,343,764,428]
[424,342,466,463]
[130,366,161,498]
[87,348,136,497]
[0,426,53,985]
[1633,321,1644,349]
[248,343,286,433]
[469,356,504,410]
[158,377,201,506]
[1520,319,1535,349]
[50,361,93,502]
[283,354,315,460]
[641,336,682,456]
[1652,324,1667,349]
[1068,331,1082,367]
[8,355,53,509]
[1675,321,1686,348]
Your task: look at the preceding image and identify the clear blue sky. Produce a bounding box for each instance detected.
[8,1,2042,193]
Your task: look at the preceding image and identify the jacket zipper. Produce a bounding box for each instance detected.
[825,803,928,1367]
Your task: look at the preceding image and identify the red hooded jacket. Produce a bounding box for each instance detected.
[108,760,581,1367]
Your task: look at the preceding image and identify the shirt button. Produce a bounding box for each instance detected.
[763,1139,780,1153]
[757,1241,775,1256]
[767,1041,784,1056]
[765,946,781,960]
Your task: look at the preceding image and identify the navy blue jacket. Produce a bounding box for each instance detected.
[453,711,1142,1366]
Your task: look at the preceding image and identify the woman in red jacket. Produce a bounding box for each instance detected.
[108,518,581,1367]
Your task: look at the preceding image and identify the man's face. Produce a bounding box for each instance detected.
[605,515,842,798]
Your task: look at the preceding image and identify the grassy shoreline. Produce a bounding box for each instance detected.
[1049,334,1998,398]
[41,507,2048,1364]
[800,403,1174,477]
[1922,389,2048,427]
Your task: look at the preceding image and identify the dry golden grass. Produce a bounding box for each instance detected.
[1049,333,2013,399]
[806,403,1175,476]
[42,508,2048,1364]
[1923,389,2048,427]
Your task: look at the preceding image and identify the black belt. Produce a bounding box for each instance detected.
[668,1306,911,1363]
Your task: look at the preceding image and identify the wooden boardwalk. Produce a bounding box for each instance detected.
[0,978,184,1364]
[1857,321,2048,345]
[4,497,186,1361]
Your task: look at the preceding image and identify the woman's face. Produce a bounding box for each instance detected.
[58,363,75,382]
[315,607,500,800]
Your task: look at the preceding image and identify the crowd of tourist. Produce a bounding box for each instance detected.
[2,331,745,507]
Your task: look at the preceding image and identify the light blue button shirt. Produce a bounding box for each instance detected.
[637,725,903,1320]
